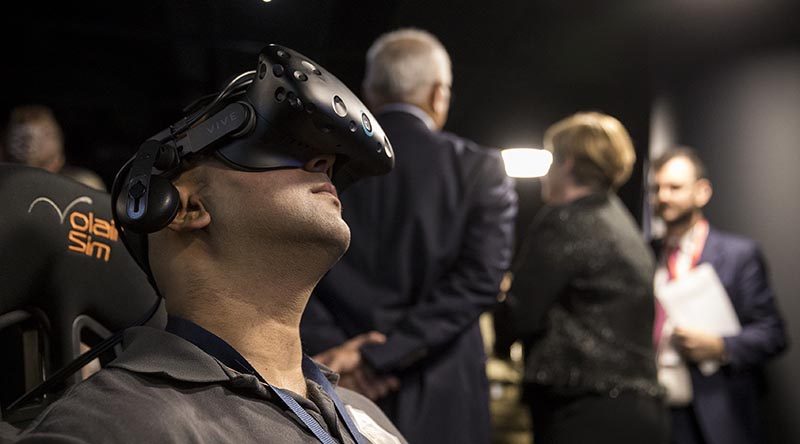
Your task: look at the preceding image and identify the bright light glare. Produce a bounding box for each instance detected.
[500,148,552,178]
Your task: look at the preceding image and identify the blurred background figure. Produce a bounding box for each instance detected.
[651,148,787,444]
[301,28,517,444]
[2,105,107,379]
[61,165,106,192]
[509,112,668,444]
[3,105,65,173]
[2,104,105,190]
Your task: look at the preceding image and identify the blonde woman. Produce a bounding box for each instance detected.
[510,112,668,443]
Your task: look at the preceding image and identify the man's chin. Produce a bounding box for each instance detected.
[657,212,675,223]
[321,224,351,262]
[659,209,694,227]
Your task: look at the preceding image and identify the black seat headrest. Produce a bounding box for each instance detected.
[0,163,161,373]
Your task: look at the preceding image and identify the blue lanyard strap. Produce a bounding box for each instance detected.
[270,382,341,444]
[302,355,367,444]
[165,316,367,444]
[261,357,369,444]
[268,357,368,444]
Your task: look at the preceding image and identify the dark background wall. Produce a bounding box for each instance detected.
[665,55,800,444]
[3,1,799,441]
[647,4,800,440]
[2,0,655,216]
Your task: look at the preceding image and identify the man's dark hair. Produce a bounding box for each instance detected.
[651,146,708,180]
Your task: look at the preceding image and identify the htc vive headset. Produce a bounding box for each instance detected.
[111,44,394,277]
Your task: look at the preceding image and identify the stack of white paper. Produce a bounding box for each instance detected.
[655,263,741,375]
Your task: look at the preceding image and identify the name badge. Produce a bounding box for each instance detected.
[346,406,401,444]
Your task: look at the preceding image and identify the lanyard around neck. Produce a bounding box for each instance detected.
[165,317,367,444]
[666,219,709,280]
[262,356,366,444]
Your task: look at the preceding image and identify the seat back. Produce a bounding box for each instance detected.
[0,163,163,427]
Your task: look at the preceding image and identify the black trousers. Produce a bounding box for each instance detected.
[669,405,707,444]
[526,386,670,444]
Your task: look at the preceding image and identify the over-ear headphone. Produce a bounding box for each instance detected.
[116,141,179,233]
[113,100,256,234]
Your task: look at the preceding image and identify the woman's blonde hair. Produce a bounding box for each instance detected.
[544,111,636,189]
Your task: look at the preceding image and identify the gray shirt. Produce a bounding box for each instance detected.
[15,327,407,444]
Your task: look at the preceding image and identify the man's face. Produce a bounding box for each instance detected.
[652,157,710,225]
[201,156,350,264]
[13,120,64,173]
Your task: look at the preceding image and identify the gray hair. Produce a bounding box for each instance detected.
[363,28,452,106]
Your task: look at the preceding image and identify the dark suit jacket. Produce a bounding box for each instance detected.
[654,227,787,444]
[511,193,662,399]
[301,109,517,444]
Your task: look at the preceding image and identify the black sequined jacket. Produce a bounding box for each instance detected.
[510,192,662,399]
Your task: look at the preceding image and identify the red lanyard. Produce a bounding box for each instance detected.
[666,219,709,280]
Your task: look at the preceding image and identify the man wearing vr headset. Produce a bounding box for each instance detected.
[16,45,406,444]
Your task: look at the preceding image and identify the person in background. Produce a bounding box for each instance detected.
[301,28,517,444]
[651,147,787,444]
[3,105,65,173]
[3,105,105,190]
[509,112,668,444]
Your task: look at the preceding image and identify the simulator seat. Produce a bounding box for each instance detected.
[0,163,163,435]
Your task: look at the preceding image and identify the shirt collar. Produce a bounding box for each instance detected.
[108,319,339,386]
[165,315,261,380]
[108,325,232,383]
[666,218,708,254]
[377,103,437,131]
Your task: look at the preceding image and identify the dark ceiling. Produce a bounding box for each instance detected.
[4,0,799,219]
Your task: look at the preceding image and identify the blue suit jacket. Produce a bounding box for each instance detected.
[656,227,787,444]
[301,110,517,444]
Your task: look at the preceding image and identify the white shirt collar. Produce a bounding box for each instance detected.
[666,219,707,255]
[376,103,436,131]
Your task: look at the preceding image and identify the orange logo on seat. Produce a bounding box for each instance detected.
[67,211,119,262]
[28,196,118,263]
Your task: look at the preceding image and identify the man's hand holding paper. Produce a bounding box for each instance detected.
[655,263,741,375]
[672,327,726,362]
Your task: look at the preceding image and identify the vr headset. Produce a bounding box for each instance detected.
[111,44,394,277]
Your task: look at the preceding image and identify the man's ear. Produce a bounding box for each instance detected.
[431,84,445,114]
[694,178,713,208]
[431,83,451,120]
[167,183,211,232]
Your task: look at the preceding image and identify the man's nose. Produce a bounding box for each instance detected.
[656,186,670,203]
[303,154,336,176]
